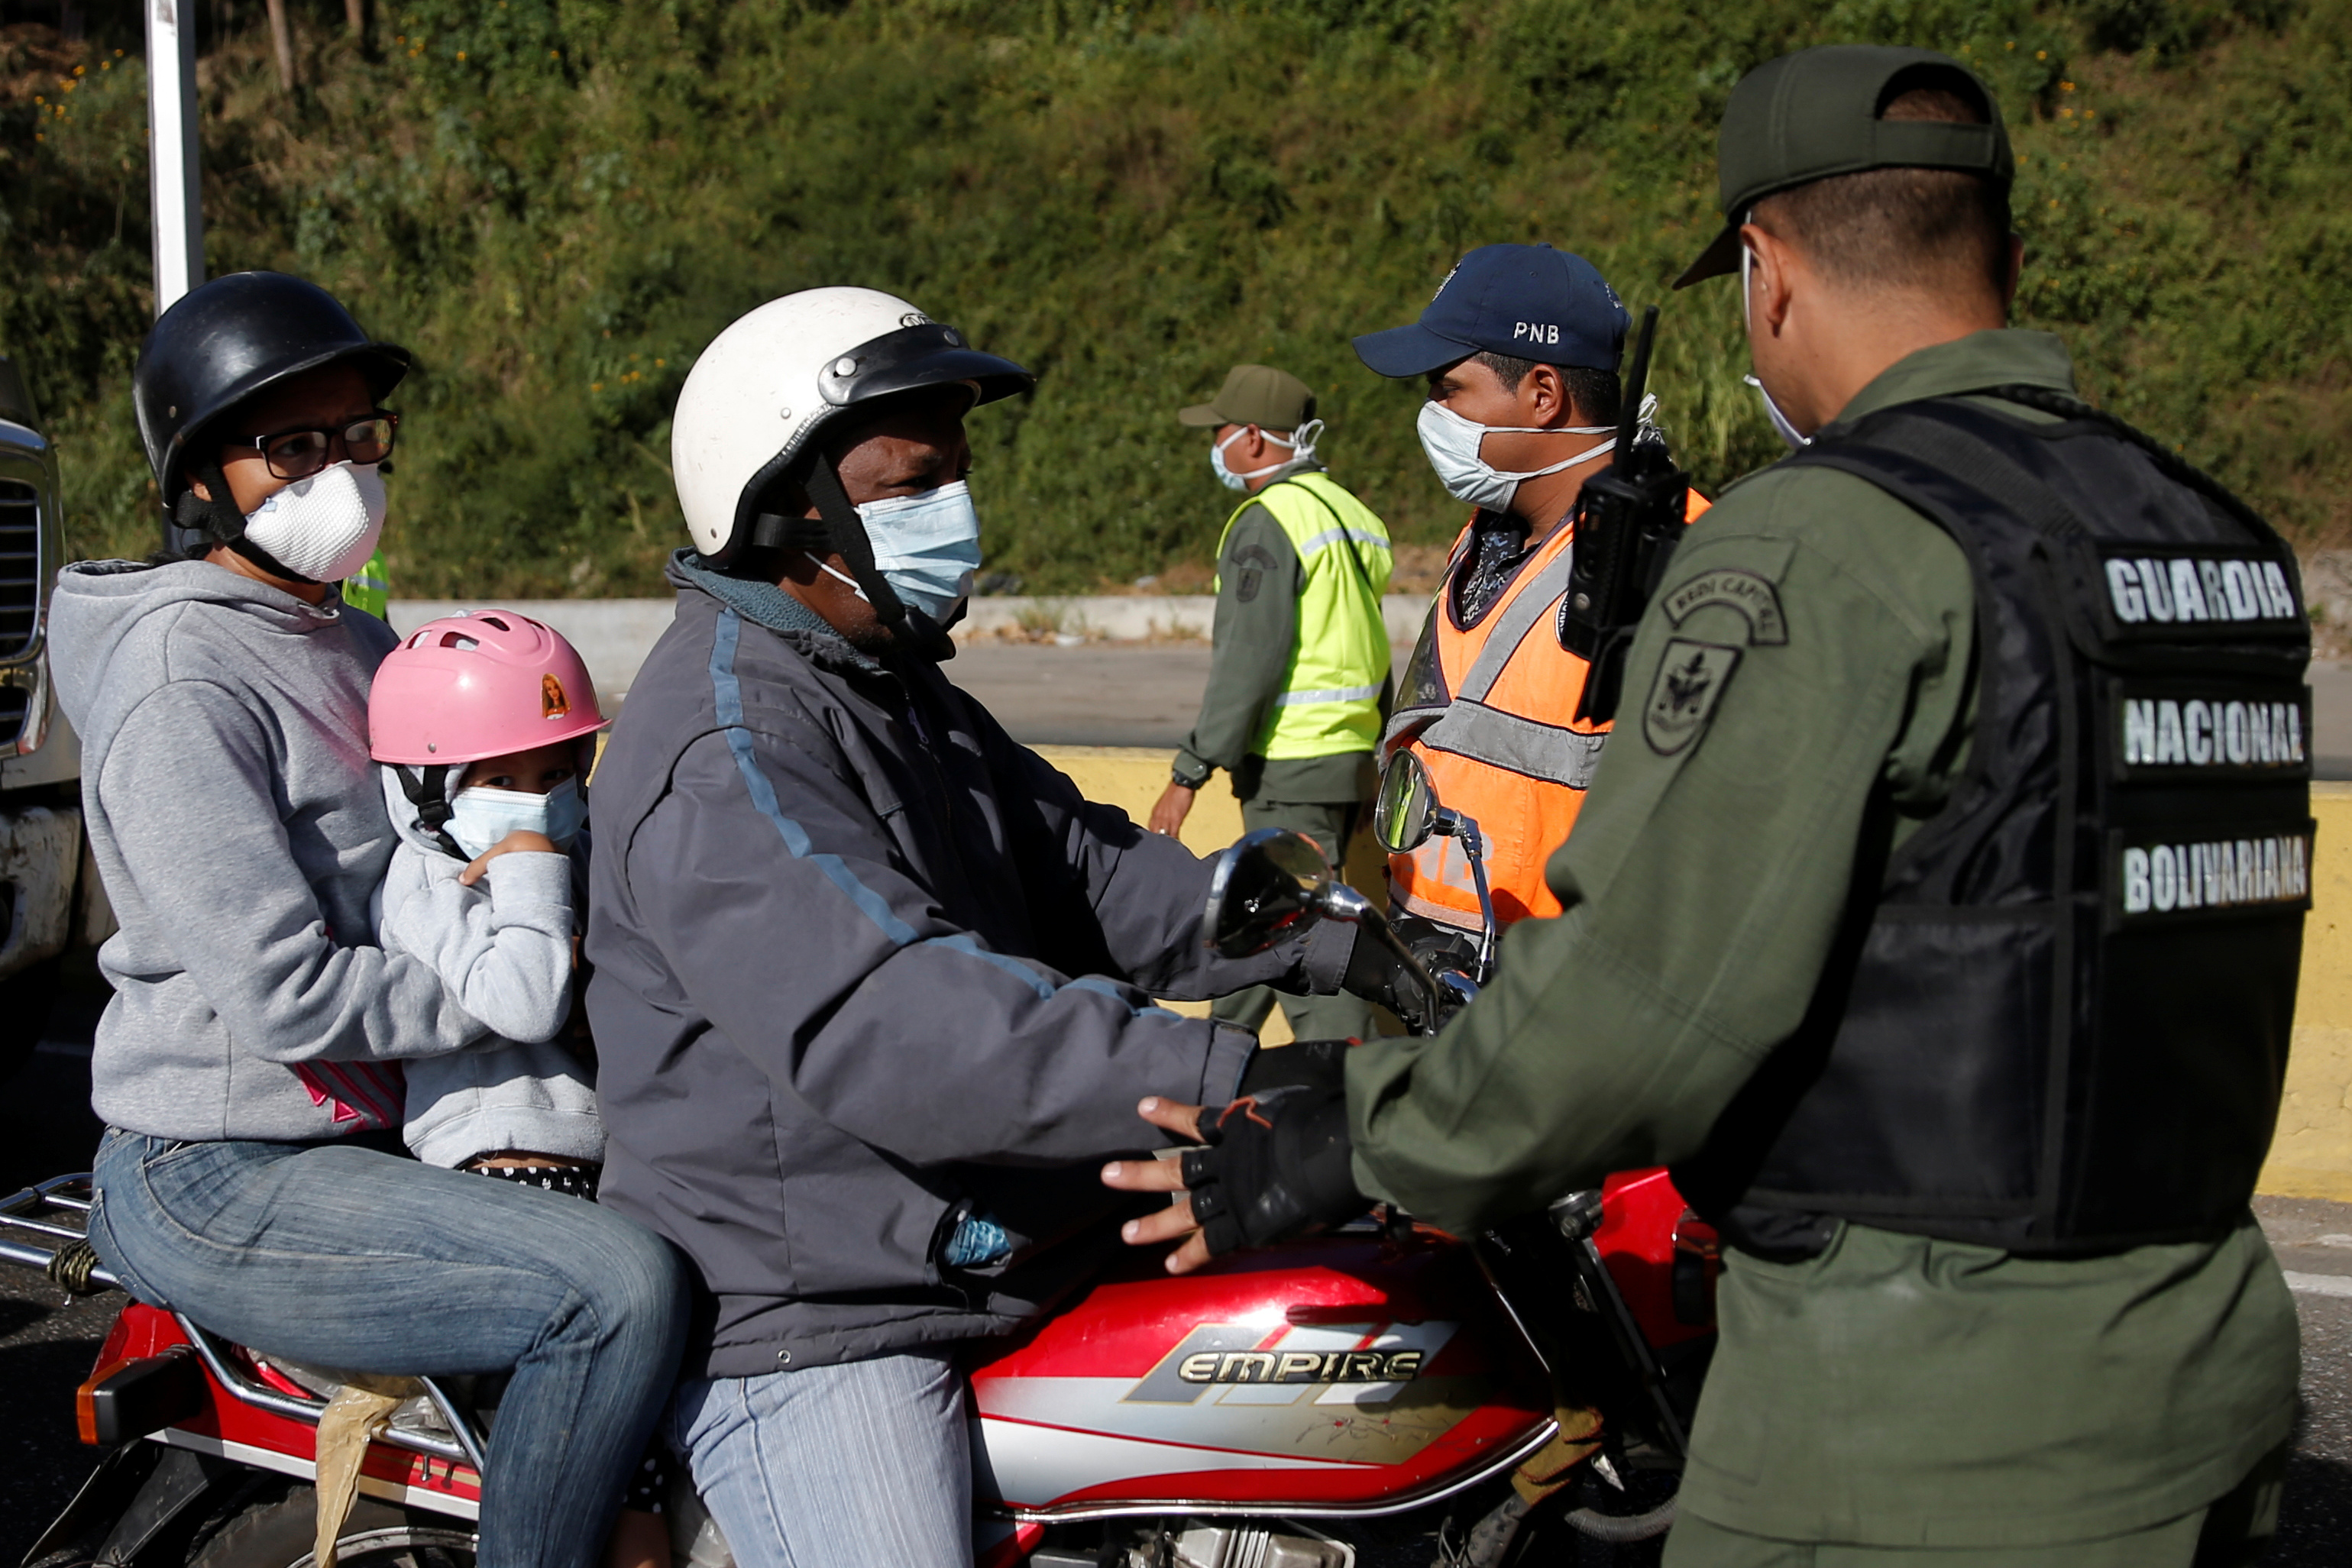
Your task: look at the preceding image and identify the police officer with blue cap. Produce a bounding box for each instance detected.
[1354,243,1708,947]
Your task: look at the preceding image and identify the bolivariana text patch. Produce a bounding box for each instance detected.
[2120,832,2311,917]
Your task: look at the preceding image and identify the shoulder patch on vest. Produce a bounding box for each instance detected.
[1643,639,1742,756]
[1660,568,1787,645]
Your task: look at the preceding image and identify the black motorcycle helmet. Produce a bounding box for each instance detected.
[134,272,409,559]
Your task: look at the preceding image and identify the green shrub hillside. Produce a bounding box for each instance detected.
[3,1,2347,596]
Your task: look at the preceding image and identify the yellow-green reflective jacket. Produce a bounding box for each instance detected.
[1215,471,1393,760]
[342,548,390,620]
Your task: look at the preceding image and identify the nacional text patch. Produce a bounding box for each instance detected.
[2115,687,2309,778]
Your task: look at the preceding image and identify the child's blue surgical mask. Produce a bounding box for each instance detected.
[852,480,984,622]
[447,778,586,858]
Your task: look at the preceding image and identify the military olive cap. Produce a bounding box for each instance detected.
[1674,44,2013,289]
[1177,364,1316,431]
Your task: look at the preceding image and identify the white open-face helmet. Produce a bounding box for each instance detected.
[671,286,1032,569]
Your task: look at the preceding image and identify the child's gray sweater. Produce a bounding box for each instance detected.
[377,771,603,1166]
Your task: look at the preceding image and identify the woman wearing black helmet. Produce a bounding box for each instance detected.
[47,273,687,1568]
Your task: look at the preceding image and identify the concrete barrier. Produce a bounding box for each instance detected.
[390,595,1435,700]
[1038,747,2352,1201]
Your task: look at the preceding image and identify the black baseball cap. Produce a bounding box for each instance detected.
[1673,45,2013,289]
[1354,243,1629,379]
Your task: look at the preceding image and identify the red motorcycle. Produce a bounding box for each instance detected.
[4,781,1718,1568]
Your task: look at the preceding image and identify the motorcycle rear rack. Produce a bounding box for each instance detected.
[1,1171,490,1476]
[0,1173,115,1286]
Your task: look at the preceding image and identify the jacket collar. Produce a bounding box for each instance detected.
[667,549,890,677]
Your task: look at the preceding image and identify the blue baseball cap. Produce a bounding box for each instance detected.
[1354,244,1629,380]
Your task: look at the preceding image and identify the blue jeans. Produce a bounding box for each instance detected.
[670,1351,971,1568]
[89,1128,688,1568]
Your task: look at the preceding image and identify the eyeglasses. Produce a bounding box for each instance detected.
[236,412,400,480]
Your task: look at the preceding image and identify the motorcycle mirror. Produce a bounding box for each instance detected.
[1374,752,1439,854]
[1202,828,1336,959]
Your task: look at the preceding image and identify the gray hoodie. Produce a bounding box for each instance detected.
[51,560,487,1141]
[376,770,603,1167]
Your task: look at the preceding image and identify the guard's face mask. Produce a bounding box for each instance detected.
[445,777,586,858]
[1210,419,1322,492]
[810,480,985,623]
[1742,231,1811,452]
[241,461,388,583]
[1415,399,1616,513]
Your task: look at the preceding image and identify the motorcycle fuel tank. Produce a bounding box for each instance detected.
[968,1230,1553,1518]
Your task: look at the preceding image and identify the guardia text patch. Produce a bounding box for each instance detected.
[1643,639,1742,756]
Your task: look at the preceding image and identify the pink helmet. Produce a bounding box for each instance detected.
[369,609,607,765]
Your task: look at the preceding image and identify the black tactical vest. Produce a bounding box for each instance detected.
[1677,388,2311,1256]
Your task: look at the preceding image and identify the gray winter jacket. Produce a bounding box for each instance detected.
[377,771,603,1167]
[50,561,488,1142]
[587,555,1354,1377]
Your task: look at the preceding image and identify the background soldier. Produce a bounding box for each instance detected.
[1150,364,1391,1042]
[1113,44,2304,1566]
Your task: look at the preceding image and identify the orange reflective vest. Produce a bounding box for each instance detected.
[1386,490,1711,932]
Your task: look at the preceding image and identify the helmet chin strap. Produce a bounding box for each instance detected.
[175,460,325,584]
[394,763,469,861]
[795,449,956,663]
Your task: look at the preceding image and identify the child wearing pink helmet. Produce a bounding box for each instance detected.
[367,609,610,1186]
[372,609,676,1562]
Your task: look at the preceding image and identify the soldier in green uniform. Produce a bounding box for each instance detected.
[1109,45,2302,1565]
[1150,364,1393,1041]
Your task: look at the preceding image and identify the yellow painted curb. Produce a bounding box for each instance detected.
[1037,753,2352,1200]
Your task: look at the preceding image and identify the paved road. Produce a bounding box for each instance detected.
[946,642,1221,748]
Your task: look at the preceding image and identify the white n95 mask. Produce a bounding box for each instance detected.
[1210,419,1324,491]
[445,778,585,859]
[1415,400,1617,513]
[240,461,388,584]
[853,480,984,622]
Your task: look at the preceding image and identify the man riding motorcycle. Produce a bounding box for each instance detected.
[583,288,1363,1568]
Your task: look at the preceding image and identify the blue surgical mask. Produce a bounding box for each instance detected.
[853,480,983,622]
[446,778,585,858]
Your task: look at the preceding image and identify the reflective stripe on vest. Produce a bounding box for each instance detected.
[1386,489,1711,932]
[1215,472,1394,761]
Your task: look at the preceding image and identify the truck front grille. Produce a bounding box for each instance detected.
[0,478,38,661]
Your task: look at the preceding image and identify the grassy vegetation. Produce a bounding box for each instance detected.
[2,1,2347,597]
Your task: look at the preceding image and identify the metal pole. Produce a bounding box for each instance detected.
[145,0,205,316]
